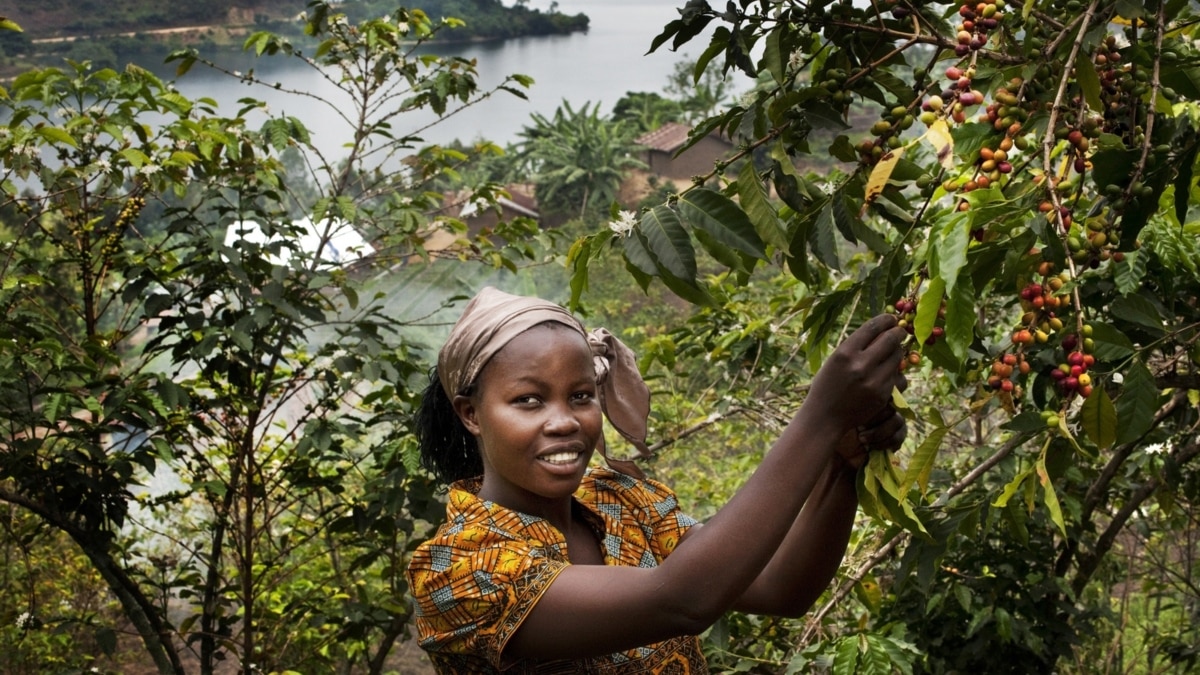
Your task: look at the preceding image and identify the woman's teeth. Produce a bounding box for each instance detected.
[540,452,579,465]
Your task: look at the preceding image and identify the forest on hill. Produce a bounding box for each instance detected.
[0,0,587,75]
[0,0,585,39]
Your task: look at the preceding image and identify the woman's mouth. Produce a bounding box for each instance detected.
[539,451,582,466]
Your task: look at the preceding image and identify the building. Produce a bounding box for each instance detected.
[634,122,735,183]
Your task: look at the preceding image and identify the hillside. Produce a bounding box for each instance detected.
[0,0,587,77]
[0,0,289,38]
[0,0,587,41]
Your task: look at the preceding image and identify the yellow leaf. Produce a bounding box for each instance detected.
[923,119,955,170]
[862,147,903,216]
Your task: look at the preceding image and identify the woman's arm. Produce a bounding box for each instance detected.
[502,315,908,662]
[732,408,907,616]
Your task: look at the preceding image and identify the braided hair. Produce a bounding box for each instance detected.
[416,366,483,484]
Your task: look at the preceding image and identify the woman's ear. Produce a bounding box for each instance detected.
[452,394,482,437]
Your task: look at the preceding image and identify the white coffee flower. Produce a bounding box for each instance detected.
[1144,442,1169,455]
[609,210,637,237]
[15,612,33,630]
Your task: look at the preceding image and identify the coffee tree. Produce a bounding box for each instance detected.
[571,0,1200,671]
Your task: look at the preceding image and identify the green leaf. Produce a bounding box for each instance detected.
[801,100,851,130]
[638,206,696,281]
[622,229,659,278]
[763,24,786,85]
[1173,140,1198,224]
[833,637,860,675]
[1113,249,1147,295]
[1079,384,1117,450]
[993,467,1032,508]
[932,212,970,293]
[944,273,975,364]
[914,276,945,348]
[834,191,889,254]
[904,426,947,497]
[1115,360,1160,445]
[1088,322,1134,360]
[36,126,78,147]
[1109,294,1165,334]
[1036,454,1067,537]
[810,199,840,270]
[693,226,752,275]
[736,161,790,252]
[1075,56,1104,112]
[677,188,767,259]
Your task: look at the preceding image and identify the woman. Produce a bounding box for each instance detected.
[406,287,907,673]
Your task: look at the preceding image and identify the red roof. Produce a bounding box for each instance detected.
[634,122,696,152]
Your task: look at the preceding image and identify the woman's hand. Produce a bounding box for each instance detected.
[834,405,907,471]
[806,314,908,432]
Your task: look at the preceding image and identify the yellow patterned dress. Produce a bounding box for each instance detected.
[406,467,707,674]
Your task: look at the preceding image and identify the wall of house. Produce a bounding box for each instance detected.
[646,136,733,181]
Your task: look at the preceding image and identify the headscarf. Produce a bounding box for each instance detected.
[437,286,652,479]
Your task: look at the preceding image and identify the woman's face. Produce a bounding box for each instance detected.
[454,323,602,514]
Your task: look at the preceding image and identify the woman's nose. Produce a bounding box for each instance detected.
[544,404,582,434]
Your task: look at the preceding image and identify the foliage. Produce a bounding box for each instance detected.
[568,0,1200,671]
[613,91,686,135]
[514,101,647,220]
[0,3,556,673]
[665,57,737,123]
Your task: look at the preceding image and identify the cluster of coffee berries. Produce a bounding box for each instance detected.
[816,67,854,108]
[981,79,1029,134]
[1066,215,1126,269]
[892,296,946,370]
[986,258,1070,395]
[986,351,1027,393]
[1049,326,1096,399]
[859,105,916,163]
[954,0,1006,56]
[919,63,982,127]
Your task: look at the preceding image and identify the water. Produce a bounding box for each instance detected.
[166,0,715,156]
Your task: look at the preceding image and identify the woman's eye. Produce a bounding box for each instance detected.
[572,391,595,403]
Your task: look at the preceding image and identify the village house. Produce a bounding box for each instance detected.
[634,121,736,184]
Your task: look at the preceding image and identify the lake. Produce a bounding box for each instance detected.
[166,0,723,156]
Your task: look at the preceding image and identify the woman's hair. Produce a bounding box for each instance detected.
[416,366,483,484]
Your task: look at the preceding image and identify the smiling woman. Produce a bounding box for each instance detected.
[406,286,910,673]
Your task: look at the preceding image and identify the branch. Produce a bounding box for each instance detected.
[797,431,1032,646]
[0,485,184,674]
[1070,438,1200,597]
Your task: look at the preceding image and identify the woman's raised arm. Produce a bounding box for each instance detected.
[504,314,908,662]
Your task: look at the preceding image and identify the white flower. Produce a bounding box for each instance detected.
[398,21,409,33]
[16,612,34,630]
[95,158,112,172]
[609,210,637,237]
[788,48,804,73]
[1144,442,1169,455]
[139,163,160,176]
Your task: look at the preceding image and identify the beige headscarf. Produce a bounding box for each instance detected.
[438,286,652,479]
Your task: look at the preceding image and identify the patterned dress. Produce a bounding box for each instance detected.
[406,467,707,674]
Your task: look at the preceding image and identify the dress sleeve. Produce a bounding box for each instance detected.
[407,525,569,670]
[583,467,700,565]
